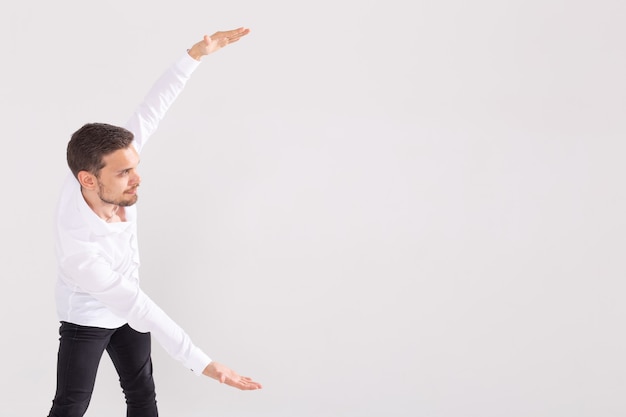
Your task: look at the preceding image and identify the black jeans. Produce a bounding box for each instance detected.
[48,321,158,417]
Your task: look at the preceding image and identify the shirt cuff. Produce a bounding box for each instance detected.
[185,346,212,376]
[176,50,202,75]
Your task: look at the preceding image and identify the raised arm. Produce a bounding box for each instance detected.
[126,28,250,152]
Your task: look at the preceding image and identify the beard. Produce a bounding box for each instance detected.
[97,181,139,207]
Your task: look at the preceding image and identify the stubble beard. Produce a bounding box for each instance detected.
[97,181,139,207]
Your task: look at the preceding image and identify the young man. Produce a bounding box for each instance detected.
[48,28,261,417]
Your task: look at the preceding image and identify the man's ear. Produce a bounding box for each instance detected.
[77,171,97,190]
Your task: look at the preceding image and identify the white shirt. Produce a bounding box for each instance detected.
[54,52,210,376]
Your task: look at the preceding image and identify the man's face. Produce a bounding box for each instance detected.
[96,146,141,207]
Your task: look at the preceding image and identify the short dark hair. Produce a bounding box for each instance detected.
[66,123,134,178]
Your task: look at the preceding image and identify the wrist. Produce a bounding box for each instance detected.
[186,46,203,61]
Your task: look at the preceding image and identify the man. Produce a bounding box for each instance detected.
[48,27,262,417]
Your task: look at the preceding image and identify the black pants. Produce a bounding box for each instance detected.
[48,321,158,417]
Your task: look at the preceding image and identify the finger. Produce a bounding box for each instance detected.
[228,36,248,44]
[239,378,262,389]
[219,28,250,41]
[210,35,233,48]
[209,30,249,48]
[236,383,260,390]
[232,29,250,39]
[223,27,248,36]
[211,29,241,39]
[228,378,261,390]
[229,29,250,40]
[214,34,243,45]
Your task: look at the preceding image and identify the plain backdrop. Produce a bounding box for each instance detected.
[1,1,626,416]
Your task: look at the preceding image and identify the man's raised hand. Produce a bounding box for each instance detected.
[187,27,250,60]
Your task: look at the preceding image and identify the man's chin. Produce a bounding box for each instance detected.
[98,189,138,207]
[120,195,138,207]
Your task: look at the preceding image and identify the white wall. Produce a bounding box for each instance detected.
[1,1,625,416]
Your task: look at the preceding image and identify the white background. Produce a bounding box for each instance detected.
[1,1,625,416]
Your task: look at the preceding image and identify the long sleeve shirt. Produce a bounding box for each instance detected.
[54,52,211,376]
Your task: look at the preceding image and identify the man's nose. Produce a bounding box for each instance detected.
[131,171,141,185]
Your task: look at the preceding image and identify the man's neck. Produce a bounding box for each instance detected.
[81,188,124,223]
